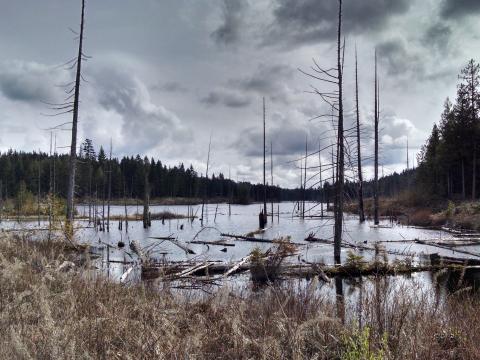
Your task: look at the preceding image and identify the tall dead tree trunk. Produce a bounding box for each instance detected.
[318,140,324,217]
[303,136,307,219]
[473,146,477,200]
[107,140,112,231]
[263,97,267,226]
[66,0,86,230]
[201,135,212,227]
[374,50,380,226]
[462,158,466,200]
[355,47,365,223]
[37,161,41,226]
[333,0,344,264]
[270,141,274,222]
[143,158,151,229]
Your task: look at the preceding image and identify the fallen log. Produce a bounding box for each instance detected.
[187,240,235,247]
[221,233,303,245]
[415,239,480,258]
[429,253,480,266]
[223,255,252,277]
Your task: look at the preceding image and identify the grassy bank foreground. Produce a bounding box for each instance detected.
[0,234,480,359]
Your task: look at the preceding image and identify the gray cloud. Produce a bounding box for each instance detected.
[0,60,65,103]
[226,63,296,103]
[266,0,411,47]
[422,22,452,52]
[152,81,189,93]
[200,89,251,108]
[377,38,423,77]
[211,0,248,46]
[92,66,192,155]
[441,0,480,19]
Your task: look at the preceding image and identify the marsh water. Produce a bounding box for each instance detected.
[3,201,480,297]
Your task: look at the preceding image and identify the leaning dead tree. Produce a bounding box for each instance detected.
[299,0,345,264]
[66,0,87,228]
[355,47,365,223]
[374,50,380,226]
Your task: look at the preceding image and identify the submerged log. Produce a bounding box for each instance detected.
[221,233,303,245]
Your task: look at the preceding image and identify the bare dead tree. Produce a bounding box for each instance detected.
[263,97,268,226]
[123,177,128,233]
[303,136,307,219]
[201,135,212,227]
[66,0,87,230]
[143,158,151,229]
[107,139,112,232]
[298,0,344,264]
[37,160,41,226]
[333,0,345,264]
[318,140,324,217]
[374,50,380,225]
[355,46,365,223]
[270,141,274,222]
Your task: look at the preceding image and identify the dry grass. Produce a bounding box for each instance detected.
[1,233,480,359]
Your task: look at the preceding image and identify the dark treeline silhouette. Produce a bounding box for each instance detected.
[0,139,323,204]
[417,59,480,200]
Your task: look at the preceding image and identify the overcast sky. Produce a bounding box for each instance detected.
[0,0,479,188]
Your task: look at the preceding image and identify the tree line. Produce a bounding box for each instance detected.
[0,139,328,205]
[417,59,480,200]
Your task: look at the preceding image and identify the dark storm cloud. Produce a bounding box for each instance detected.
[377,38,423,77]
[440,0,480,19]
[211,0,248,46]
[200,89,251,108]
[0,61,65,103]
[266,0,411,47]
[422,22,452,52]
